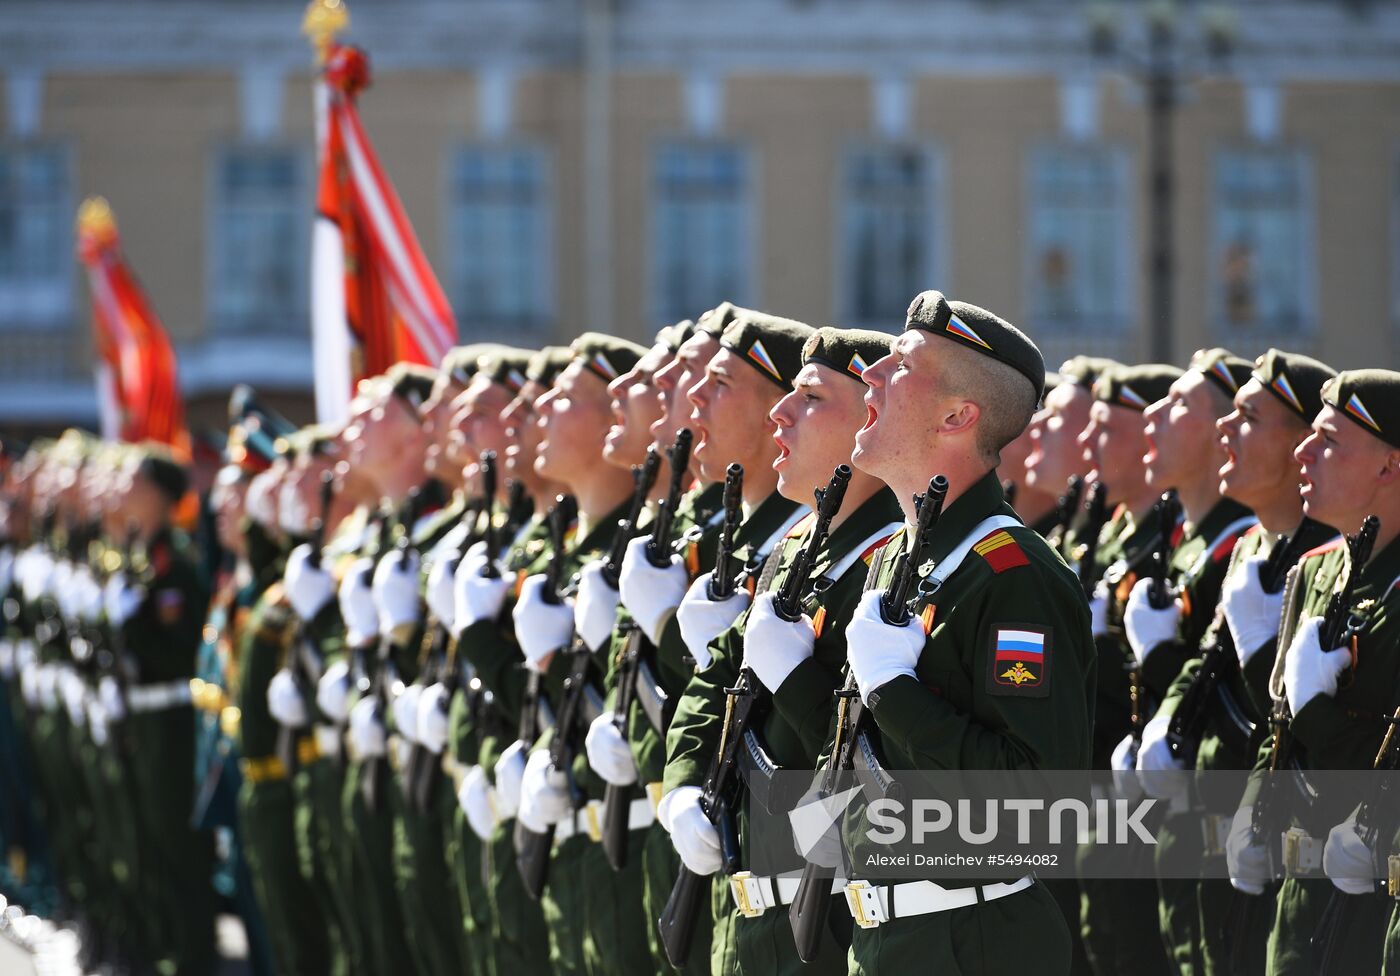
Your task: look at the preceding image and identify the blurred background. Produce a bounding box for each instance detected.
[0,0,1397,441]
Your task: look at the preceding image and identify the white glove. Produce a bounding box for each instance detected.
[267,668,309,727]
[660,785,722,876]
[676,574,751,670]
[573,560,621,652]
[618,536,690,644]
[338,558,379,648]
[511,574,575,668]
[844,590,924,705]
[1124,577,1181,665]
[1089,582,1110,638]
[1323,815,1378,896]
[584,711,637,786]
[453,555,511,630]
[425,553,459,630]
[1222,554,1284,667]
[284,544,335,622]
[493,740,529,819]
[98,675,125,722]
[1136,712,1187,799]
[458,765,498,840]
[0,640,13,679]
[518,749,571,830]
[742,592,816,693]
[1110,733,1143,802]
[1283,616,1350,716]
[416,682,451,754]
[373,549,422,638]
[103,576,144,627]
[1227,804,1269,895]
[461,539,509,581]
[348,697,387,759]
[392,684,422,743]
[76,568,104,623]
[315,660,352,722]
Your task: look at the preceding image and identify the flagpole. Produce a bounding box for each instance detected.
[304,0,354,425]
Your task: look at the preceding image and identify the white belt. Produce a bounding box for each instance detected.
[730,872,802,917]
[845,875,1035,928]
[554,797,656,843]
[314,724,342,759]
[125,680,193,713]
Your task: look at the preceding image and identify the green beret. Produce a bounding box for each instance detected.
[656,320,695,353]
[905,290,1044,399]
[1321,369,1400,450]
[800,327,891,383]
[695,302,741,338]
[719,310,816,390]
[385,362,437,412]
[525,346,572,387]
[227,384,295,438]
[441,342,501,387]
[1190,347,1255,401]
[1059,356,1122,391]
[1252,349,1336,423]
[135,447,189,504]
[570,333,648,385]
[1092,363,1183,412]
[478,346,537,394]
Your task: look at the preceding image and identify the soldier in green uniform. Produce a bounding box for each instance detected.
[1134,350,1337,976]
[818,291,1095,976]
[661,325,902,976]
[1119,349,1260,976]
[1227,369,1400,976]
[104,444,216,974]
[578,307,733,976]
[999,371,1067,535]
[236,442,333,976]
[1075,363,1182,976]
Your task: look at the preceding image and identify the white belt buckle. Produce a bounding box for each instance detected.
[1281,828,1322,876]
[1388,854,1399,899]
[584,802,603,843]
[844,880,887,929]
[730,872,767,919]
[1203,814,1231,858]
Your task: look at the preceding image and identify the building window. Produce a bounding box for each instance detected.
[0,146,72,329]
[1027,146,1130,332]
[652,142,751,325]
[842,145,939,330]
[448,147,551,336]
[210,147,308,334]
[1213,150,1311,335]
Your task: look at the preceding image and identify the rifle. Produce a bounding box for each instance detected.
[1051,475,1084,541]
[528,444,661,882]
[646,430,694,569]
[1165,524,1315,762]
[1235,515,1379,970]
[479,450,500,576]
[513,494,575,900]
[657,464,851,967]
[1127,489,1180,747]
[787,474,947,962]
[1076,481,1111,598]
[1001,478,1018,510]
[709,463,746,600]
[1313,698,1400,974]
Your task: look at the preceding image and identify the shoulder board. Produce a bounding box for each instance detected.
[861,532,896,566]
[1244,523,1265,539]
[1169,520,1187,548]
[786,512,817,539]
[1300,537,1346,562]
[973,528,1030,574]
[1210,530,1247,564]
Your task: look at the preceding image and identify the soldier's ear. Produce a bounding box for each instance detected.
[1377,449,1400,485]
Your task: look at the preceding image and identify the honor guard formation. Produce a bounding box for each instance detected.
[2,296,1399,976]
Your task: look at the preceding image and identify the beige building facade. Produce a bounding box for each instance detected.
[0,0,1398,436]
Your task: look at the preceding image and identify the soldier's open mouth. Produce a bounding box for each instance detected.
[861,405,878,432]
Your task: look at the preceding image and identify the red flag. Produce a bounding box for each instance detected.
[311,43,456,422]
[76,197,191,457]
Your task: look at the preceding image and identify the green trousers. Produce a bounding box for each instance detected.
[239,775,330,976]
[541,832,588,976]
[1267,876,1389,975]
[445,782,491,976]
[341,758,413,975]
[728,890,849,976]
[848,881,1070,976]
[577,828,654,975]
[392,769,464,976]
[1077,832,1172,976]
[293,758,360,976]
[484,819,552,975]
[641,820,714,973]
[1155,811,1205,976]
[1384,901,1400,975]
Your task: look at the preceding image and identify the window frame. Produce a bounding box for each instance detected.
[0,140,75,333]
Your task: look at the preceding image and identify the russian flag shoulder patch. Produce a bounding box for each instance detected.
[987,624,1052,698]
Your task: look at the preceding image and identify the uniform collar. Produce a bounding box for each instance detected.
[917,470,1019,568]
[734,490,804,550]
[1185,497,1254,548]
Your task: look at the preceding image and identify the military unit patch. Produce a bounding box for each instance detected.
[847,352,869,378]
[1117,385,1148,410]
[1344,392,1381,434]
[506,368,528,392]
[988,625,1050,697]
[590,352,618,381]
[1210,359,1240,392]
[1271,372,1303,414]
[973,530,1029,573]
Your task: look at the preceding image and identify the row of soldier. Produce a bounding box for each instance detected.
[0,291,1397,976]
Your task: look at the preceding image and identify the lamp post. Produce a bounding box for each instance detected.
[1089,1,1235,364]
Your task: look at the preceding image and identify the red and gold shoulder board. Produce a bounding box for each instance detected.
[973,529,1029,574]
